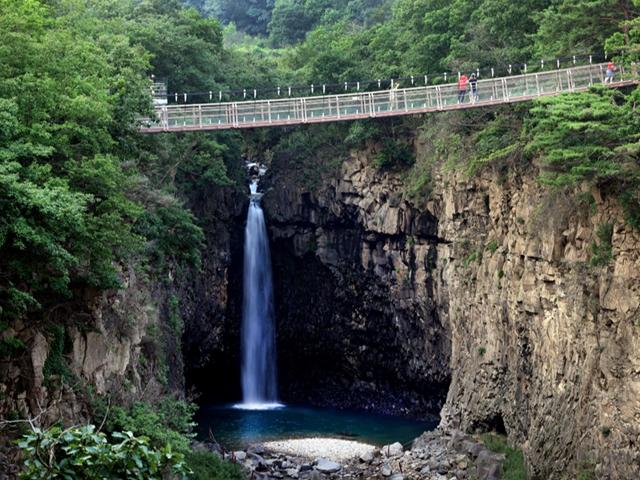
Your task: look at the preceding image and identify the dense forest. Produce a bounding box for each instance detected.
[0,0,638,477]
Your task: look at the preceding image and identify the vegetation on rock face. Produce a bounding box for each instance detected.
[480,433,527,480]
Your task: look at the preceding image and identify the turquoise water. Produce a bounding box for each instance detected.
[195,404,436,449]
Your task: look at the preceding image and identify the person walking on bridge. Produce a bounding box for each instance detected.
[604,61,616,83]
[469,73,478,102]
[458,73,468,103]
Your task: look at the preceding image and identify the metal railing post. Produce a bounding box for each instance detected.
[198,105,202,128]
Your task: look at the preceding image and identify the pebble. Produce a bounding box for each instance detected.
[381,442,404,457]
[359,450,375,463]
[264,437,376,462]
[315,458,342,474]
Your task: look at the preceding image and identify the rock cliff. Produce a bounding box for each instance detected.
[261,136,640,478]
[263,151,450,417]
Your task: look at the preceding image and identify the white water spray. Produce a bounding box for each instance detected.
[237,176,282,410]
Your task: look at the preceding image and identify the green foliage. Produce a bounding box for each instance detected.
[467,112,523,175]
[590,223,614,267]
[525,86,640,229]
[0,323,26,358]
[485,240,499,253]
[18,425,189,480]
[463,250,482,267]
[374,138,415,170]
[526,88,638,187]
[168,294,183,337]
[186,450,245,480]
[42,325,72,386]
[270,123,350,190]
[0,0,232,330]
[205,0,275,36]
[481,433,527,480]
[105,399,197,454]
[605,0,640,65]
[534,0,635,57]
[478,347,487,356]
[136,205,205,271]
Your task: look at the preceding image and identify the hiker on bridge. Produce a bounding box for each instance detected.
[605,61,615,83]
[389,82,400,110]
[458,73,468,103]
[470,73,478,102]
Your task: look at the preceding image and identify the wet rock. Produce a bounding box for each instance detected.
[315,458,342,474]
[381,464,392,476]
[359,449,375,463]
[233,450,247,461]
[381,442,404,457]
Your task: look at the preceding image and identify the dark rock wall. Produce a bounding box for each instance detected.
[262,154,450,417]
[180,184,247,402]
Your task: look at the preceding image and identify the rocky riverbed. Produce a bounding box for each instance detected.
[199,429,505,480]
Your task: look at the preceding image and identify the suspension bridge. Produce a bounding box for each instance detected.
[140,63,638,133]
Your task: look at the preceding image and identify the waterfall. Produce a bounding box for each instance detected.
[237,178,282,410]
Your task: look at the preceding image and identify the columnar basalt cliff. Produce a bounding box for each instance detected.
[179,184,247,402]
[262,158,451,417]
[260,137,640,478]
[432,168,640,479]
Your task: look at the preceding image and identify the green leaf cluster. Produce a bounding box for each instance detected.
[18,425,189,479]
[104,398,197,454]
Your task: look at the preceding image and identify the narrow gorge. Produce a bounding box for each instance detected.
[165,117,640,478]
[2,1,639,477]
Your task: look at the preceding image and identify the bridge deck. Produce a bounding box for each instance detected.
[140,63,638,133]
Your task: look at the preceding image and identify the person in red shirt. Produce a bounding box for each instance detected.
[605,61,615,84]
[458,74,468,102]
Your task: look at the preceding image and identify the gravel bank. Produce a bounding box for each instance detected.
[263,437,375,462]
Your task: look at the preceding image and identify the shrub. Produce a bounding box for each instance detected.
[186,450,245,480]
[42,325,72,386]
[105,399,197,454]
[589,223,613,267]
[374,138,415,170]
[19,425,189,480]
[480,433,527,480]
[485,240,499,253]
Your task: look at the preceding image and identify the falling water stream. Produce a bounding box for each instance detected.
[199,167,434,446]
[236,176,282,410]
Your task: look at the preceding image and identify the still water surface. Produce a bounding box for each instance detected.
[196,404,437,449]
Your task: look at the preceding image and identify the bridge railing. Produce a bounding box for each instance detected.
[141,63,635,132]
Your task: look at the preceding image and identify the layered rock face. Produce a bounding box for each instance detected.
[263,152,451,416]
[0,265,178,429]
[432,167,640,479]
[263,143,640,478]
